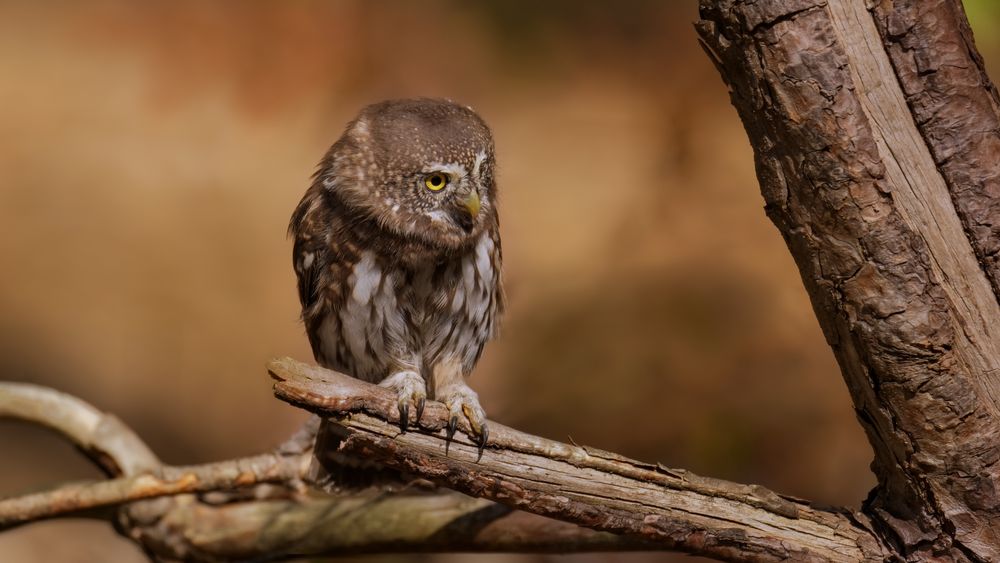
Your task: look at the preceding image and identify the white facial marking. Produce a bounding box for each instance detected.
[427,209,450,224]
[301,252,315,270]
[473,151,487,178]
[425,162,467,179]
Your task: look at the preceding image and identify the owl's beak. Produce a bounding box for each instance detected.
[449,188,481,233]
[464,190,481,218]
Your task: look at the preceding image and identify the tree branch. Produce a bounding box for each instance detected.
[0,451,310,530]
[0,382,159,476]
[130,491,655,561]
[0,380,663,560]
[270,357,887,562]
[871,0,1000,302]
[697,0,1000,557]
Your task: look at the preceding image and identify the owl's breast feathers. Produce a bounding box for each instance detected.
[290,186,504,384]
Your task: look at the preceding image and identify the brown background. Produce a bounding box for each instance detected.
[3,1,1000,562]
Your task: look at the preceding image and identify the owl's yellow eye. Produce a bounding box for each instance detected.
[424,173,449,191]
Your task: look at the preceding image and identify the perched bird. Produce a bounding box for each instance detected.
[289,98,503,452]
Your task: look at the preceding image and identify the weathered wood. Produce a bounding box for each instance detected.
[271,357,887,562]
[697,0,1000,559]
[872,0,1000,303]
[0,381,660,560]
[0,451,311,530]
[133,491,655,561]
[0,382,160,476]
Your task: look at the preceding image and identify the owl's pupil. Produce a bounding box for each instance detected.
[432,176,441,186]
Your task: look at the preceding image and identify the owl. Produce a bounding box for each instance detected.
[289,98,503,452]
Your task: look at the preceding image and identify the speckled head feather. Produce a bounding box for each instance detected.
[318,98,497,251]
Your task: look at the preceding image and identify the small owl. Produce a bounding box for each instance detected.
[289,98,503,451]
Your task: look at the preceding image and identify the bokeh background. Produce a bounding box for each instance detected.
[3,1,1000,562]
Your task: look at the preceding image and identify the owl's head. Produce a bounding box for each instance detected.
[319,98,497,251]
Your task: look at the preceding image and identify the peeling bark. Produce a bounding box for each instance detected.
[697,0,1000,559]
[271,357,887,562]
[130,492,654,561]
[0,381,660,561]
[872,0,1000,302]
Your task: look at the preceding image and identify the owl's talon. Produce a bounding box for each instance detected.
[379,371,426,436]
[445,415,458,455]
[438,382,488,459]
[476,424,489,461]
[399,402,410,434]
[416,397,426,424]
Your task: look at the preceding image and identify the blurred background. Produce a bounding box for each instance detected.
[3,1,1000,562]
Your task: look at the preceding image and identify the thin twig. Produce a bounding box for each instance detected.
[0,451,310,529]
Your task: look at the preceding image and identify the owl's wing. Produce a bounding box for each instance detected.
[290,182,370,372]
[289,187,328,316]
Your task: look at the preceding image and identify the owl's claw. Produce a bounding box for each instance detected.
[399,402,410,434]
[477,424,489,461]
[379,371,427,435]
[445,415,458,455]
[439,383,488,459]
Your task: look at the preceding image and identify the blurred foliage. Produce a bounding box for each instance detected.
[967,0,1000,43]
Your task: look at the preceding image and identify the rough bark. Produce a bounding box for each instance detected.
[872,0,1000,301]
[0,382,656,561]
[128,491,655,561]
[271,357,886,562]
[0,451,311,530]
[697,0,1000,559]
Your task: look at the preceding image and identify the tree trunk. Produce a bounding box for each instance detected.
[698,0,1000,560]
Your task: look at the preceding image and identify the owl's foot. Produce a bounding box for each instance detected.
[379,371,427,434]
[438,383,489,459]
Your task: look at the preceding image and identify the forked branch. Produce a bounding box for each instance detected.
[270,357,886,562]
[0,379,656,560]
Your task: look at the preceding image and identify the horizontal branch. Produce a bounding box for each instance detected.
[138,490,655,561]
[0,380,661,559]
[0,451,311,530]
[270,357,888,562]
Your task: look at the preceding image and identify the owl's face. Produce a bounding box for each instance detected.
[320,98,497,251]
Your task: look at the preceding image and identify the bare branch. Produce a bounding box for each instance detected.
[0,382,657,560]
[270,357,887,562]
[0,451,311,530]
[0,382,159,476]
[131,491,655,561]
